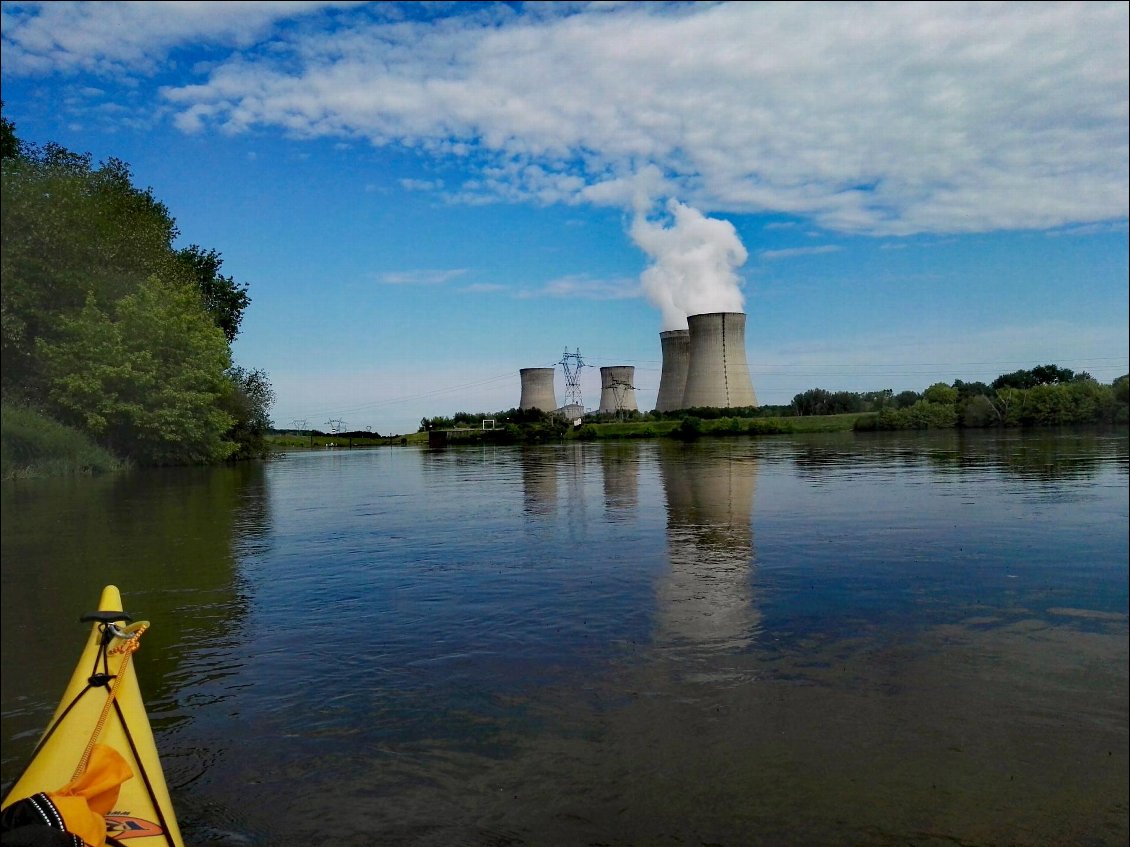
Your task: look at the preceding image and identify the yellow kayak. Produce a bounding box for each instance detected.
[1,585,184,847]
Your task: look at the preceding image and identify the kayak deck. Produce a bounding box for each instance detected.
[2,585,184,846]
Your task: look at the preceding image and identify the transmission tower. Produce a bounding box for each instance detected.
[558,348,586,408]
[611,377,636,419]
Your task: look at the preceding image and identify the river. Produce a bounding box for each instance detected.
[2,429,1127,846]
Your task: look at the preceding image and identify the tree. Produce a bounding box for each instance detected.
[960,394,1000,427]
[922,382,958,405]
[992,364,1076,391]
[894,390,920,409]
[176,245,251,342]
[0,103,20,160]
[222,366,275,459]
[2,141,182,397]
[953,380,991,401]
[37,278,236,464]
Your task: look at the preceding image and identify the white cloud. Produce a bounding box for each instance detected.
[460,282,508,294]
[521,274,641,300]
[377,268,467,286]
[758,245,842,261]
[399,177,444,192]
[6,2,1127,235]
[1,1,359,75]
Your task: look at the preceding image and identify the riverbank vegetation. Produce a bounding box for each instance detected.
[1,108,274,477]
[854,368,1128,431]
[404,366,1126,446]
[1,404,123,478]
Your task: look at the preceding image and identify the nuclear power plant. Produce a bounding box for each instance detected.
[520,310,755,414]
[654,312,756,410]
[597,366,639,414]
[681,312,757,409]
[654,329,690,412]
[519,367,557,412]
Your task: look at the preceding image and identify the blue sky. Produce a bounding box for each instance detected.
[2,1,1127,436]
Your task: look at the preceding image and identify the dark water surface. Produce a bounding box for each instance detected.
[2,429,1127,846]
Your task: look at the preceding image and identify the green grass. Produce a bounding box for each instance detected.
[266,413,873,451]
[265,432,417,450]
[1,404,123,478]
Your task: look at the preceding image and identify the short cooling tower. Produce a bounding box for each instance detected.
[519,367,557,412]
[655,329,690,412]
[598,366,639,414]
[682,312,757,409]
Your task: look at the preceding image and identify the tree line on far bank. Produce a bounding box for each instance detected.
[416,363,1127,441]
[850,366,1128,431]
[1,106,273,473]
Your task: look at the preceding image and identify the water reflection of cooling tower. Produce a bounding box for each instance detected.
[655,329,690,412]
[519,367,557,412]
[682,312,757,409]
[598,366,639,414]
[656,442,759,649]
[601,442,640,517]
[521,448,558,516]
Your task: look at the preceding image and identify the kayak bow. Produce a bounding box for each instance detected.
[1,585,184,846]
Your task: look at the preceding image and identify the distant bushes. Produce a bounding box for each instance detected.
[669,415,794,440]
[856,400,958,431]
[854,372,1128,432]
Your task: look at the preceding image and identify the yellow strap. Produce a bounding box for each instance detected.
[72,622,149,780]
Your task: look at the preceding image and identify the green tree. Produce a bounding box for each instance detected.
[176,245,251,342]
[2,143,182,396]
[992,364,1076,391]
[953,380,991,401]
[922,382,958,405]
[960,394,1000,427]
[37,278,236,464]
[894,390,920,409]
[1113,375,1129,405]
[0,103,20,160]
[222,366,276,459]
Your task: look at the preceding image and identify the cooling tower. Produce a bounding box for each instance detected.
[519,367,557,412]
[682,312,757,409]
[597,366,639,414]
[655,329,690,412]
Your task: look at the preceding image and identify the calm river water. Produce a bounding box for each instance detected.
[2,429,1127,846]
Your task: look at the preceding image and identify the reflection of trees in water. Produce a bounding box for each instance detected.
[656,442,759,650]
[787,430,1126,484]
[0,462,268,783]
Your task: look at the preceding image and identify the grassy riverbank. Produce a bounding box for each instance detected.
[1,404,124,479]
[267,412,869,450]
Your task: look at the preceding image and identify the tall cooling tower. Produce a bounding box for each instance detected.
[682,312,757,409]
[519,367,557,412]
[655,329,690,412]
[598,366,639,414]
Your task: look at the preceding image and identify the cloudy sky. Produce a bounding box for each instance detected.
[2,0,1127,434]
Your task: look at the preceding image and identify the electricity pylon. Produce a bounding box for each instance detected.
[559,348,586,408]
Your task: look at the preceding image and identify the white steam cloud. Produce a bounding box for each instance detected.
[631,199,748,331]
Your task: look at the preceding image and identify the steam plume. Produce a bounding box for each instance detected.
[631,199,748,331]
